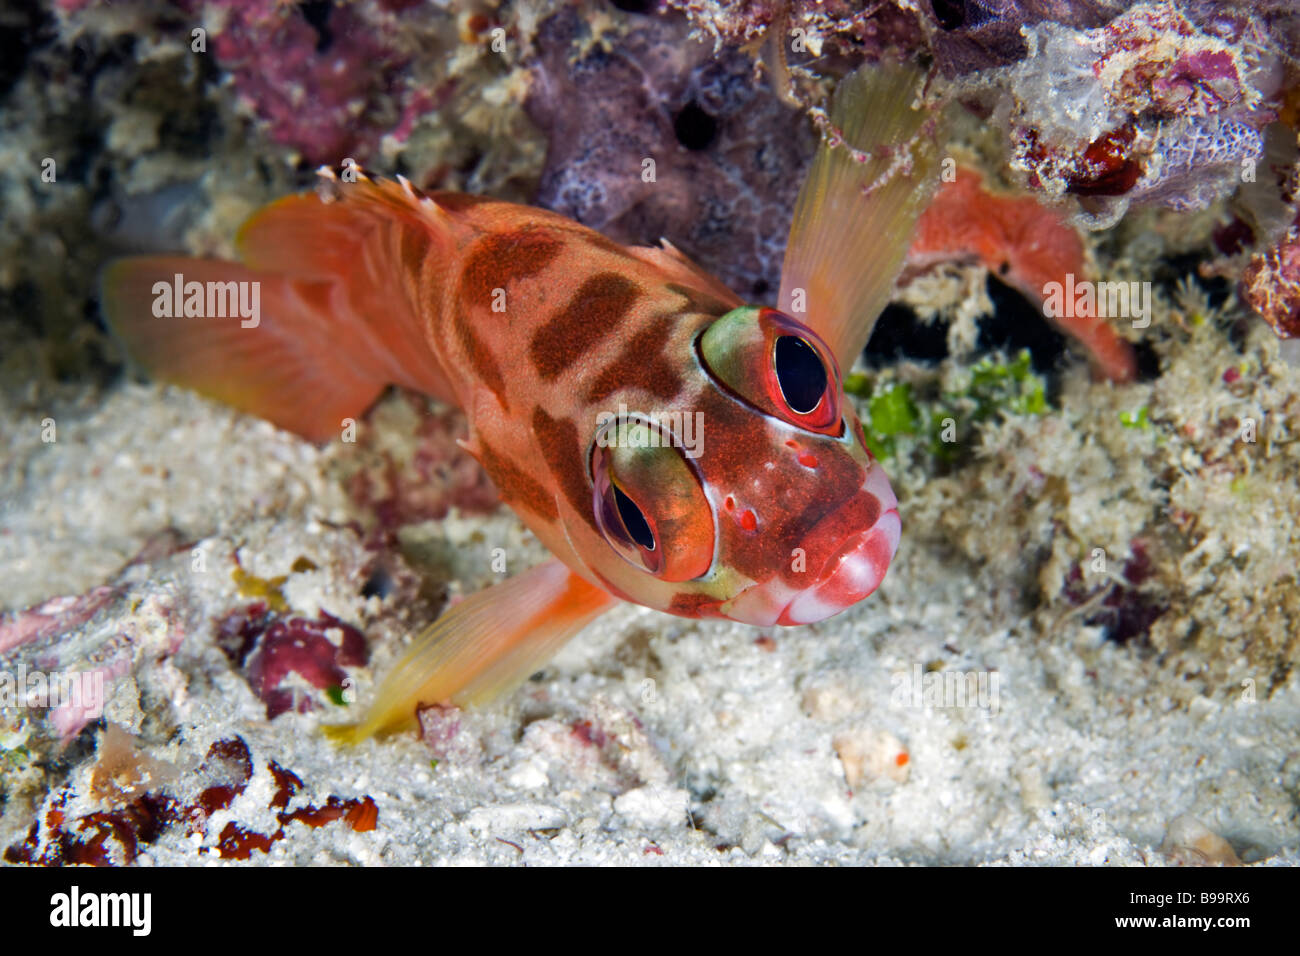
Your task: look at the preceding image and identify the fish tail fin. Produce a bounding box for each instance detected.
[101,170,457,442]
[324,559,618,744]
[779,60,942,371]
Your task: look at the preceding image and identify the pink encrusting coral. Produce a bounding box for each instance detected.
[907,166,1137,382]
[0,587,121,654]
[174,0,417,165]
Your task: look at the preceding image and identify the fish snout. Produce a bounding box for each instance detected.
[777,510,900,624]
[776,458,900,623]
[719,461,900,626]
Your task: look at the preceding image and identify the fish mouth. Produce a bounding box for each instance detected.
[719,461,902,627]
[776,511,901,624]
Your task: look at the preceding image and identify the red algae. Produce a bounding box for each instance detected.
[5,734,379,866]
[1242,228,1300,339]
[171,0,414,165]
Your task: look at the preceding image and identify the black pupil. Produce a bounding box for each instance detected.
[774,336,827,415]
[614,483,655,551]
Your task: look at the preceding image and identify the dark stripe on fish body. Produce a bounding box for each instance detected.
[458,229,565,311]
[454,230,566,408]
[478,437,559,522]
[584,320,683,405]
[398,224,431,284]
[529,273,639,380]
[532,406,600,533]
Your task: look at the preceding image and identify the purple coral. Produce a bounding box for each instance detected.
[526,6,816,299]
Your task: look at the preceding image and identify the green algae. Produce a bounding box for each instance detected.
[852,350,1048,464]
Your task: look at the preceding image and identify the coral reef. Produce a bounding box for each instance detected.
[173,0,414,166]
[922,1,1121,77]
[5,731,378,864]
[884,281,1300,701]
[666,0,927,61]
[1002,3,1278,221]
[1242,225,1300,338]
[907,165,1136,380]
[2,0,1300,869]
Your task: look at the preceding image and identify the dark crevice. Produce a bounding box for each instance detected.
[0,0,55,101]
[979,274,1070,377]
[673,101,717,151]
[299,0,334,53]
[864,303,950,366]
[608,0,657,12]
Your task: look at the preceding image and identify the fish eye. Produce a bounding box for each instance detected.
[773,335,827,415]
[591,417,714,581]
[612,482,655,552]
[698,307,841,434]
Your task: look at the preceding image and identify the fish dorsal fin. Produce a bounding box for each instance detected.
[101,169,457,442]
[778,62,941,372]
[627,239,744,313]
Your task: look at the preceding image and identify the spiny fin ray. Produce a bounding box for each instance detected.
[779,61,942,372]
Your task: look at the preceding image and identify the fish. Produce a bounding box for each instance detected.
[100,62,940,742]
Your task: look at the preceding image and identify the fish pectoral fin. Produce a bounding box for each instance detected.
[324,559,619,744]
[778,61,942,372]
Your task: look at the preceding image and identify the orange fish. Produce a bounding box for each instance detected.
[101,64,940,741]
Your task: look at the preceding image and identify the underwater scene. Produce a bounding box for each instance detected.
[1,0,1299,872]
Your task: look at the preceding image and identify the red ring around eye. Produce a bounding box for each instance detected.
[759,309,840,433]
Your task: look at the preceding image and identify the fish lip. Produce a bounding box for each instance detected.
[799,460,898,573]
[814,526,876,579]
[778,507,901,625]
